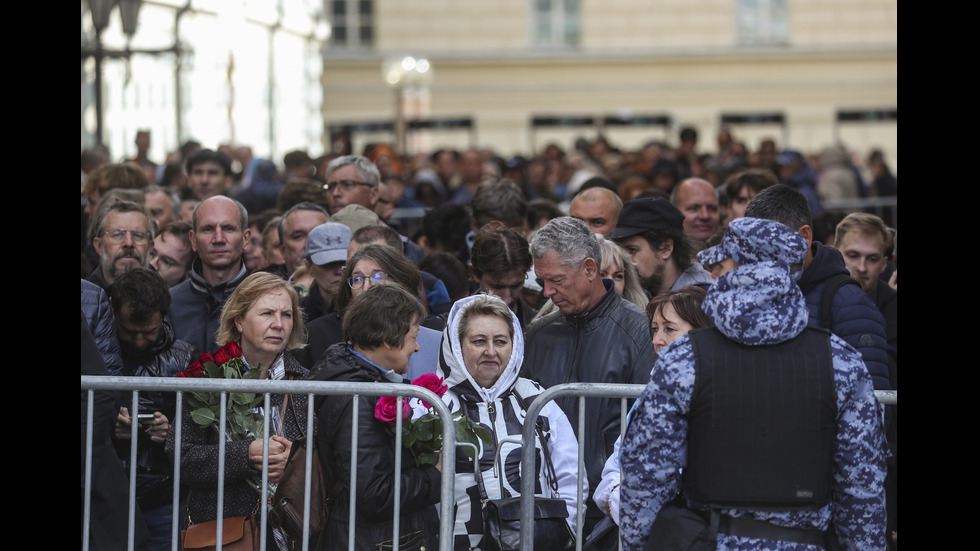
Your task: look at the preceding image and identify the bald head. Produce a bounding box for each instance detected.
[671,178,720,242]
[569,187,623,236]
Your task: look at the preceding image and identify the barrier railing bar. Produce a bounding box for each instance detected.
[82,377,455,551]
[129,390,140,551]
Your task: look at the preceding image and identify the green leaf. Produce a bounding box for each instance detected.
[204,362,222,378]
[415,418,435,441]
[190,407,218,426]
[230,392,254,406]
[417,452,440,466]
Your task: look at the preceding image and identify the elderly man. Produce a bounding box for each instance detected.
[671,177,721,248]
[278,201,330,279]
[148,221,194,287]
[324,155,382,215]
[620,217,887,550]
[522,216,655,533]
[606,197,713,298]
[569,186,623,236]
[169,195,251,354]
[143,185,178,230]
[108,267,197,549]
[89,199,154,290]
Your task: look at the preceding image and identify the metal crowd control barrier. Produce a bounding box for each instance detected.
[81,375,456,551]
[516,383,898,551]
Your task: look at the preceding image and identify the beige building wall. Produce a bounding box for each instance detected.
[321,1,897,171]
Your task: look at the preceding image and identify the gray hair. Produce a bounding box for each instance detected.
[278,201,330,242]
[91,197,154,243]
[325,155,381,188]
[529,216,600,268]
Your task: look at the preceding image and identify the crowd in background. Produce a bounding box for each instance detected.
[81,123,897,551]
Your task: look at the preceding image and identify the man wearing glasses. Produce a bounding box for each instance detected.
[88,199,154,290]
[323,155,382,216]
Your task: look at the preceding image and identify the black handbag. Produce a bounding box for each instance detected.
[478,390,576,551]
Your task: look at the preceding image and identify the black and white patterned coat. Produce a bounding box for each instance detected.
[424,295,582,551]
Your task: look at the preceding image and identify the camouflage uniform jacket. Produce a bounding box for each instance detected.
[620,256,888,550]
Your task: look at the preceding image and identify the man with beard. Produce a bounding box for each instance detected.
[108,267,197,550]
[606,197,712,298]
[88,199,154,290]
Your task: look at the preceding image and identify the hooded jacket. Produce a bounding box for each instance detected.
[620,218,888,550]
[313,343,441,551]
[434,295,581,550]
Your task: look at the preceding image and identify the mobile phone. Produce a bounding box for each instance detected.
[137,414,155,421]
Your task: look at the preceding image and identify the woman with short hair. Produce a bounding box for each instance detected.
[312,283,441,551]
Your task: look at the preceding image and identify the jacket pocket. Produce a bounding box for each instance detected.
[376,529,429,551]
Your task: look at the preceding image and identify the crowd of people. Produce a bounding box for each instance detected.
[81,126,897,551]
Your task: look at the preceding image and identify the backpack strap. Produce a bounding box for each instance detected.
[818,273,860,331]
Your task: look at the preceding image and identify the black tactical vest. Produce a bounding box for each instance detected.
[683,326,837,510]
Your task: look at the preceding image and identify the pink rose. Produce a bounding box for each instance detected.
[374,396,411,423]
[411,374,447,409]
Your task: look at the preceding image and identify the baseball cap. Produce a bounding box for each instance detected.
[305,222,351,266]
[604,197,685,240]
[698,217,807,268]
[331,204,382,233]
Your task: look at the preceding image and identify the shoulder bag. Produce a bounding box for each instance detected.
[479,390,576,551]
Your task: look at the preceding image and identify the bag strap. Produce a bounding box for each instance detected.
[819,273,859,331]
[512,388,561,498]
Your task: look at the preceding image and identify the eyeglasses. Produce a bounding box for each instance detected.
[103,229,149,244]
[348,272,388,289]
[325,179,373,192]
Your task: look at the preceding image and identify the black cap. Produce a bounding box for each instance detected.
[605,197,685,240]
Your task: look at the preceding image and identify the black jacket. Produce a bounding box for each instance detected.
[114,319,197,507]
[312,343,441,551]
[521,281,655,528]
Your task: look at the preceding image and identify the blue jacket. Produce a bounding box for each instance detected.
[169,258,249,356]
[798,242,891,390]
[81,279,123,376]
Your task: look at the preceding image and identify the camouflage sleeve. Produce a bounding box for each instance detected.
[828,335,889,550]
[619,338,695,551]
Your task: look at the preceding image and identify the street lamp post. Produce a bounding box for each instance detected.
[382,56,433,155]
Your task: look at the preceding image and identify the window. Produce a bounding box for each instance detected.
[531,0,580,48]
[329,0,373,48]
[736,0,789,47]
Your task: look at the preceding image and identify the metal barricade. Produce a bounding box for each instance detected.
[81,375,456,551]
[516,383,897,551]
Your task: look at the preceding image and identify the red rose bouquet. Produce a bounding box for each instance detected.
[177,341,265,442]
[375,374,490,467]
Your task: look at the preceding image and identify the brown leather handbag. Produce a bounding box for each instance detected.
[180,515,261,551]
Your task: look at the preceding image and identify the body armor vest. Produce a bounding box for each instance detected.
[683,326,837,509]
